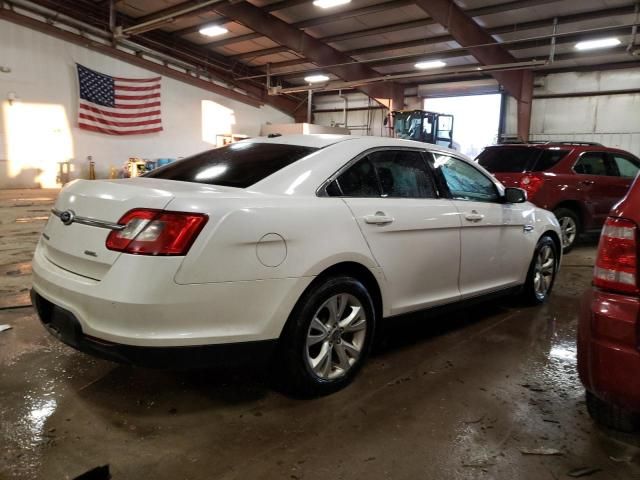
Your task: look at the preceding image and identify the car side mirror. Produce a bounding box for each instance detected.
[504,187,527,203]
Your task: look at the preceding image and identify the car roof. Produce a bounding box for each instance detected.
[241,134,354,149]
[241,134,464,158]
[487,142,631,154]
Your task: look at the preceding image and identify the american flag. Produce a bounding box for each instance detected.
[77,64,162,135]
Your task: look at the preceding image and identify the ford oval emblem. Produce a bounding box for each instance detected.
[59,209,75,226]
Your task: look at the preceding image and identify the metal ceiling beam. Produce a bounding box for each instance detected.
[361,24,635,70]
[19,0,302,114]
[129,0,229,26]
[168,0,323,37]
[186,0,413,45]
[391,46,636,86]
[213,1,405,107]
[413,0,535,139]
[334,4,639,60]
[120,0,228,35]
[237,0,564,65]
[413,0,525,99]
[270,7,637,80]
[0,6,265,107]
[135,0,309,36]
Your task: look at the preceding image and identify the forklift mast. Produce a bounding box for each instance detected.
[391,110,454,149]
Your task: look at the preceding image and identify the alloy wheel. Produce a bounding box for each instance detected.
[305,294,367,380]
[533,244,556,300]
[559,216,577,249]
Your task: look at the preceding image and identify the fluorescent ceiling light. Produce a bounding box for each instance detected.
[415,60,446,70]
[575,37,621,51]
[199,25,228,37]
[313,0,351,8]
[304,74,330,83]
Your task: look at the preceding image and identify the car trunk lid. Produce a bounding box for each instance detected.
[42,179,177,280]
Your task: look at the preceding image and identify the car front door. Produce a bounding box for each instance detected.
[328,149,461,315]
[429,153,533,298]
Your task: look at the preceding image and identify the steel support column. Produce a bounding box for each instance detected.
[517,70,534,142]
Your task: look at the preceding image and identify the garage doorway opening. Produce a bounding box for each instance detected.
[424,94,502,159]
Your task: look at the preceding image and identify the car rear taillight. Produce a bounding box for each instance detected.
[519,173,545,197]
[106,209,208,256]
[593,217,638,295]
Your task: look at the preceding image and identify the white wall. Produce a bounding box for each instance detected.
[312,93,390,137]
[505,69,640,156]
[0,19,292,188]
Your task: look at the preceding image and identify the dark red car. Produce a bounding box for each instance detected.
[477,142,640,252]
[578,174,640,431]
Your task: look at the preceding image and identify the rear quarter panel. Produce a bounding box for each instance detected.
[167,196,378,285]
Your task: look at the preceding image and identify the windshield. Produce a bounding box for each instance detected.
[477,147,569,173]
[145,142,318,188]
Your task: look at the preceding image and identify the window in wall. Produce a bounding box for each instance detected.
[201,100,235,145]
[3,102,73,188]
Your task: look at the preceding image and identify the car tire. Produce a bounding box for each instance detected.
[277,275,376,397]
[522,235,558,305]
[553,207,580,253]
[586,391,638,432]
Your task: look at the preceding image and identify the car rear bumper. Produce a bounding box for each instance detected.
[31,290,277,368]
[31,241,313,348]
[578,287,640,412]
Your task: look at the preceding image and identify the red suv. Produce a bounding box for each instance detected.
[477,142,640,252]
[578,174,640,431]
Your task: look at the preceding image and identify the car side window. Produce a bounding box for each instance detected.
[335,158,381,197]
[368,150,437,198]
[612,154,640,178]
[574,152,608,176]
[431,154,500,202]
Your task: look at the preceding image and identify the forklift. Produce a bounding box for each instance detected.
[389,110,454,148]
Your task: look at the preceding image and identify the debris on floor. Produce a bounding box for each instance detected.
[0,324,12,333]
[567,467,601,477]
[519,447,563,456]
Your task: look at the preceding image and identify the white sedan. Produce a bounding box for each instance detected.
[32,135,561,395]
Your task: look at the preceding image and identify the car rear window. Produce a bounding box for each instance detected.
[477,147,569,173]
[145,143,318,188]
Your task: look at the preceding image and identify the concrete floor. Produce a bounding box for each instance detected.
[1,189,640,480]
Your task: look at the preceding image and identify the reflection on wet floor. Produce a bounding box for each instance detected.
[15,216,50,223]
[1,189,639,479]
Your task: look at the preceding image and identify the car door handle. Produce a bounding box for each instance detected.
[364,212,394,225]
[579,180,595,185]
[464,210,485,222]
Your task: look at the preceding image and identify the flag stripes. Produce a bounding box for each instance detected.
[77,64,163,135]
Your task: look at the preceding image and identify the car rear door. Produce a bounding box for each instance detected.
[329,148,461,315]
[607,152,640,205]
[572,151,619,229]
[429,153,533,297]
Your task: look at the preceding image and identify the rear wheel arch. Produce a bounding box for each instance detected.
[306,262,383,322]
[275,263,381,396]
[553,200,584,229]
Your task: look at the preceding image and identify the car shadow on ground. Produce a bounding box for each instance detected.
[62,294,521,414]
